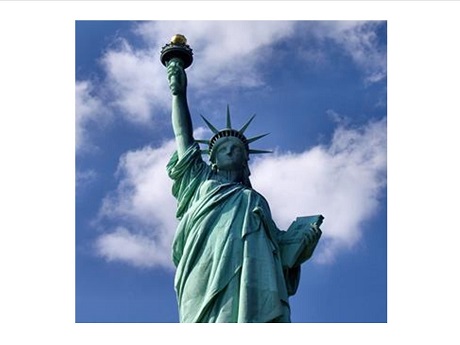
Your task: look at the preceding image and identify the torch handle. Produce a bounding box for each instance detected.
[167,57,186,96]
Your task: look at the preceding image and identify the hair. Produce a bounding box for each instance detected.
[240,162,252,188]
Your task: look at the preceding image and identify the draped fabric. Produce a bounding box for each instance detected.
[167,143,320,323]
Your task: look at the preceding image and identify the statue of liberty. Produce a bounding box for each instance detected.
[161,35,323,323]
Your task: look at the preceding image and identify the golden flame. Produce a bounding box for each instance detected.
[171,34,187,45]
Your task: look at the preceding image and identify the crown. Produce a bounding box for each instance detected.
[196,105,272,160]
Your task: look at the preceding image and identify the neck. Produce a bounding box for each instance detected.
[216,169,244,184]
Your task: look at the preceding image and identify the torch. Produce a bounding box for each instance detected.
[160,34,193,95]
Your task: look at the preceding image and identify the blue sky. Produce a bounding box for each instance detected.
[2,0,460,343]
[76,20,387,323]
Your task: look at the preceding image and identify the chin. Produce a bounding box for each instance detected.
[218,166,235,171]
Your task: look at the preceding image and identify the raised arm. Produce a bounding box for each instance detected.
[167,58,194,159]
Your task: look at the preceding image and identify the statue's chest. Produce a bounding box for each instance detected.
[197,179,221,199]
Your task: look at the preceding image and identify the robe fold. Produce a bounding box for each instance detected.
[167,143,321,323]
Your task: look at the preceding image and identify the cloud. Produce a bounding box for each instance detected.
[79,21,387,268]
[135,21,296,90]
[94,119,386,268]
[75,80,110,154]
[90,21,296,124]
[251,117,387,263]
[95,139,178,269]
[99,139,177,224]
[75,21,295,144]
[305,21,387,83]
[76,21,386,151]
[95,226,172,268]
[76,169,97,191]
[101,38,170,123]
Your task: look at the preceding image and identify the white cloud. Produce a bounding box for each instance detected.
[306,21,387,83]
[135,21,296,90]
[101,38,170,123]
[82,21,387,268]
[88,21,296,126]
[251,117,387,263]
[76,169,97,190]
[95,226,172,268]
[75,80,110,154]
[95,139,178,269]
[99,139,177,225]
[96,20,386,121]
[94,119,386,268]
[94,128,212,269]
[76,21,386,151]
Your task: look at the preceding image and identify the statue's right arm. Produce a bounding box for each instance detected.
[167,58,194,159]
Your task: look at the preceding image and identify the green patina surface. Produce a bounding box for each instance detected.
[162,36,323,323]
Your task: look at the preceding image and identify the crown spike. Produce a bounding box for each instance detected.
[195,139,210,145]
[248,149,273,154]
[226,104,232,129]
[200,114,219,134]
[202,106,272,158]
[238,114,256,134]
[239,114,256,134]
[246,133,270,144]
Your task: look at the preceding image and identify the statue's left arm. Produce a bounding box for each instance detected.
[274,216,322,296]
[276,215,323,268]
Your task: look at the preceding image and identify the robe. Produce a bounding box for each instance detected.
[167,143,322,323]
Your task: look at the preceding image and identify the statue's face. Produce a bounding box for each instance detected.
[214,137,248,171]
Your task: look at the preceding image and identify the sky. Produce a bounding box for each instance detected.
[76,20,387,323]
[2,0,460,344]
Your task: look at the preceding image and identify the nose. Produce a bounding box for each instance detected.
[226,145,237,156]
[221,145,231,155]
